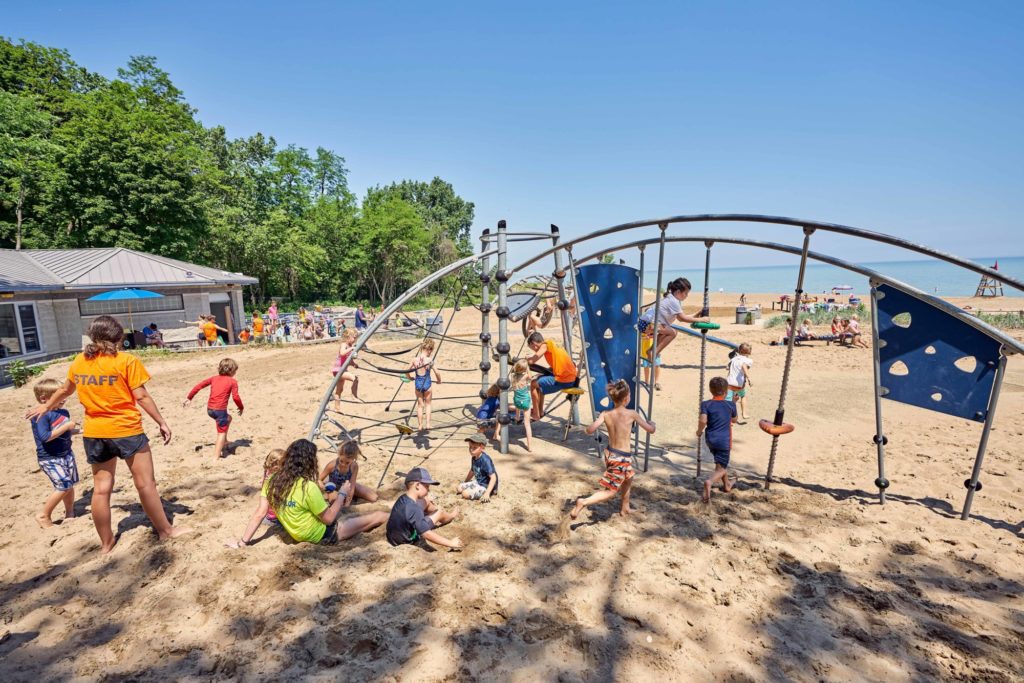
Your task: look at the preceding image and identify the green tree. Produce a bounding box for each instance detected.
[355,195,430,304]
[0,91,60,249]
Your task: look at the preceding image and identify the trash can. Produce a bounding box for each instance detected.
[735,307,752,325]
[426,315,444,338]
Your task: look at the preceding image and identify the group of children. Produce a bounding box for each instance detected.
[774,314,869,348]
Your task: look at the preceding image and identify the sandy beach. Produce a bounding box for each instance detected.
[1,292,1023,681]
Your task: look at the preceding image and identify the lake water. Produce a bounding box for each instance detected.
[644,256,1024,297]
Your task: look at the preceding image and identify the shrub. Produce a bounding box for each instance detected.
[7,360,45,388]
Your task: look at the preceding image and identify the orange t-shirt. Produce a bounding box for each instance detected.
[253,317,264,335]
[544,339,577,384]
[202,321,219,342]
[67,352,151,438]
[239,330,250,343]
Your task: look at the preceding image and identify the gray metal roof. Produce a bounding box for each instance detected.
[0,248,258,292]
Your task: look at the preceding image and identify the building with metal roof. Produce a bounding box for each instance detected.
[0,248,258,384]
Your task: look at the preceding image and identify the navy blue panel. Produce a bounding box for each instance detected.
[575,264,640,412]
[876,284,1000,422]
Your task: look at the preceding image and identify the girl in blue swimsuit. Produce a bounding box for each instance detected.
[407,339,442,431]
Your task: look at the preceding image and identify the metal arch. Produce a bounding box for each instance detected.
[308,248,499,442]
[571,235,1024,356]
[507,214,1022,293]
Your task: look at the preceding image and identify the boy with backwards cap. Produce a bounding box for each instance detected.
[386,466,462,549]
[457,433,498,502]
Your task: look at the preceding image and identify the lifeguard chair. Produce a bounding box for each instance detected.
[974,261,1004,297]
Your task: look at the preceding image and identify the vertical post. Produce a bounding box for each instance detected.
[496,221,510,454]
[868,283,889,504]
[961,352,1007,520]
[643,223,668,472]
[764,227,814,489]
[566,247,597,428]
[551,225,579,426]
[632,245,646,459]
[479,229,492,396]
[695,241,713,478]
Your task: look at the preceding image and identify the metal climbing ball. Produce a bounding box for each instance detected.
[497,412,512,425]
[496,342,511,354]
[479,361,491,372]
[479,389,489,400]
[495,306,510,318]
[552,270,566,279]
[556,299,569,311]
[479,303,492,313]
[479,274,491,285]
[479,332,491,343]
[495,270,509,282]
[874,477,890,490]
[497,378,511,390]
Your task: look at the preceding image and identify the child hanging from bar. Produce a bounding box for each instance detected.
[183,358,244,459]
[407,338,442,431]
[570,379,655,520]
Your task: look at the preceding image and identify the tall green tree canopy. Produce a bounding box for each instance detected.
[0,37,475,306]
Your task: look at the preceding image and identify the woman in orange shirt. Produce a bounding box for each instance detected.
[26,316,190,553]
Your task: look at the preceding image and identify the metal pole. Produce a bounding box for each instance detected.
[551,225,579,426]
[480,229,492,396]
[643,223,668,472]
[566,247,597,428]
[496,220,511,454]
[764,227,814,489]
[868,283,889,504]
[632,245,646,459]
[961,352,1008,520]
[696,241,713,478]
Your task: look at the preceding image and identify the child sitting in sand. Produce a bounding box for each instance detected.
[227,439,387,548]
[386,467,462,550]
[30,378,80,528]
[726,343,753,422]
[183,358,244,459]
[697,377,738,503]
[456,433,499,502]
[571,380,655,520]
[318,439,379,506]
[331,328,361,406]
[510,359,534,451]
[407,338,442,431]
[847,314,869,348]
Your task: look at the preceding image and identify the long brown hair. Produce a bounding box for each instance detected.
[84,315,124,359]
[265,439,320,512]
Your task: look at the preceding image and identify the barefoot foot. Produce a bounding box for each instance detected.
[36,514,54,529]
[570,498,584,520]
[702,481,712,504]
[159,526,193,542]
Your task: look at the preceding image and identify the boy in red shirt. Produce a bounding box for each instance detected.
[183,358,244,458]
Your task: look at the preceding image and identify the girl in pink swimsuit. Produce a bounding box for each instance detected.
[331,329,361,405]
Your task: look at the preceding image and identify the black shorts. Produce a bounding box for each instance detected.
[320,521,339,545]
[710,448,730,469]
[83,434,150,465]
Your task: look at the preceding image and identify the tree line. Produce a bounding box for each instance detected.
[0,38,475,305]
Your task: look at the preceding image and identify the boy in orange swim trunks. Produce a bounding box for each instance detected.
[570,379,655,520]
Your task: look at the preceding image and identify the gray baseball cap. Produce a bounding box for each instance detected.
[404,467,440,486]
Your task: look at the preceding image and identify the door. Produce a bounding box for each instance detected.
[210,302,230,344]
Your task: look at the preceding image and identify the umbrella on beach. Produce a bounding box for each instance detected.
[86,288,164,331]
[832,285,853,291]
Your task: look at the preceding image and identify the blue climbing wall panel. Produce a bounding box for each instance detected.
[876,284,1000,422]
[575,264,640,413]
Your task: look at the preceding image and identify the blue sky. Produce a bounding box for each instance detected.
[7,1,1024,270]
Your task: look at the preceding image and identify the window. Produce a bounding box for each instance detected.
[79,294,185,317]
[0,302,42,359]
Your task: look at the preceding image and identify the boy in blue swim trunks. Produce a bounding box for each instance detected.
[475,383,500,441]
[697,376,738,503]
[30,378,80,527]
[525,332,578,420]
[570,380,655,520]
[456,433,499,501]
[408,338,442,431]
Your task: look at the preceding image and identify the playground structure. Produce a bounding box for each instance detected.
[310,215,1023,522]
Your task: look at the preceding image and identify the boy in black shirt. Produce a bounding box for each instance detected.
[457,434,498,501]
[697,377,738,503]
[386,467,462,550]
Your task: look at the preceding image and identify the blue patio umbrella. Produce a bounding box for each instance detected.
[86,288,164,331]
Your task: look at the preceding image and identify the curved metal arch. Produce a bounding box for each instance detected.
[573,235,1024,356]
[308,248,498,442]
[508,215,1022,293]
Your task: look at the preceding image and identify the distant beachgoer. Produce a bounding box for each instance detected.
[142,323,164,348]
[847,315,869,348]
[25,315,189,553]
[267,300,279,334]
[355,304,367,330]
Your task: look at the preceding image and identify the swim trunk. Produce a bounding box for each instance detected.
[536,375,576,395]
[207,408,232,433]
[726,385,746,400]
[599,447,634,492]
[414,373,432,393]
[711,448,730,468]
[640,356,662,368]
[476,397,499,421]
[83,434,150,465]
[458,481,488,500]
[320,520,340,545]
[38,454,80,491]
[637,318,651,333]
